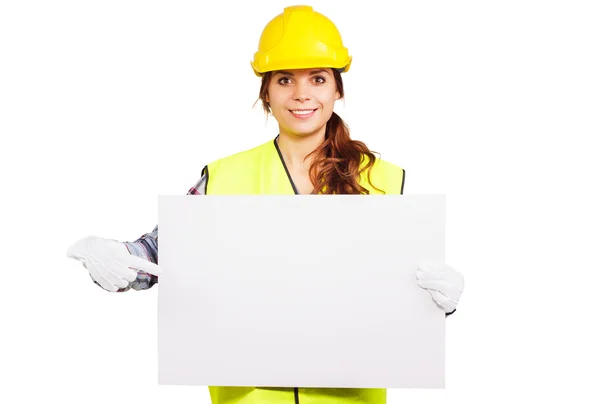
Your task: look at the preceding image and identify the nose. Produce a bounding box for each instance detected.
[293,80,311,102]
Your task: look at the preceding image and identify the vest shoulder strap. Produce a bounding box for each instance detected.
[202,139,405,195]
[203,139,293,194]
[361,157,405,195]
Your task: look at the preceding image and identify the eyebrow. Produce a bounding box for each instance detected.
[275,69,329,76]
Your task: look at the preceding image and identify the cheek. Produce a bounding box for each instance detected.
[317,87,338,105]
[267,93,289,112]
[319,94,337,112]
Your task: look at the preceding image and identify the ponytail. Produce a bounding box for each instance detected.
[306,109,383,194]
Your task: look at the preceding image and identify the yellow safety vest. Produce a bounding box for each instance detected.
[200,136,405,404]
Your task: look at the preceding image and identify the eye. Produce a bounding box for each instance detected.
[277,77,292,85]
[313,76,326,84]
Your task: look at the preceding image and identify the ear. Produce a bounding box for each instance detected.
[335,91,341,100]
[265,93,270,103]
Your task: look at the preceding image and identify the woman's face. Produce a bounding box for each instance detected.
[266,68,340,138]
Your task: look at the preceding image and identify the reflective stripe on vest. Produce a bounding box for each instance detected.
[201,136,404,404]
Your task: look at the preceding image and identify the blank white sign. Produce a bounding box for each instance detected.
[157,195,446,388]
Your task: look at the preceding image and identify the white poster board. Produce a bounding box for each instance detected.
[157,195,446,388]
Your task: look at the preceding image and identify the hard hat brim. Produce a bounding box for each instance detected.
[251,56,352,77]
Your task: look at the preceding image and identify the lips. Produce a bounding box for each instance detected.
[288,108,317,119]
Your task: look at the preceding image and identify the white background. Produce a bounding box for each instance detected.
[1,0,598,403]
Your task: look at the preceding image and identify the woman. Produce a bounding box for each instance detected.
[67,5,464,404]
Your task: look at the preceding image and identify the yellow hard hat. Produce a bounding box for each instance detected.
[251,5,352,77]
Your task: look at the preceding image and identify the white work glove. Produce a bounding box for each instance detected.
[67,235,162,292]
[416,260,464,314]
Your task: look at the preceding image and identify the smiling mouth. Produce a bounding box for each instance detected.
[289,108,318,118]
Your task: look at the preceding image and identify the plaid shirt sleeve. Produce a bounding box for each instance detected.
[112,173,208,292]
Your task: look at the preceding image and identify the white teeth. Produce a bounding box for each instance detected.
[291,110,314,115]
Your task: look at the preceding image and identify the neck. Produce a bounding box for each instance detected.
[276,129,326,171]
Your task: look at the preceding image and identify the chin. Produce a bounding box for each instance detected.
[284,120,326,134]
[287,126,325,137]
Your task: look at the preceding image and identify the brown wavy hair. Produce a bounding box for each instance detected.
[256,69,384,194]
